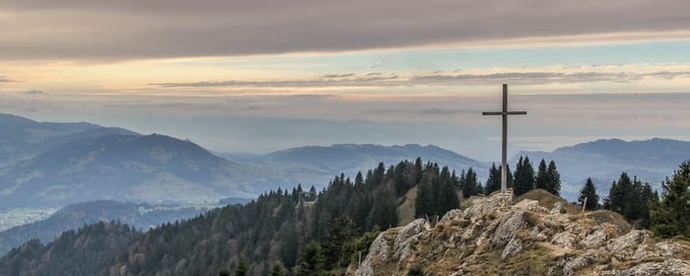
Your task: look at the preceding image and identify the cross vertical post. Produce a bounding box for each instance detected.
[482,84,527,194]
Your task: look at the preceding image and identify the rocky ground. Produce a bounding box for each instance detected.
[352,189,690,276]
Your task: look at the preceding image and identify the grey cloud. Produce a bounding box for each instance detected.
[410,71,690,86]
[365,107,480,116]
[0,76,13,82]
[19,90,46,95]
[151,70,690,89]
[151,73,401,88]
[324,73,355,78]
[1,0,689,60]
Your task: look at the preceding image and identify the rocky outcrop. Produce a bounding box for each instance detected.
[353,189,690,276]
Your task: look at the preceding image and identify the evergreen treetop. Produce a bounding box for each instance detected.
[578,177,599,211]
[513,156,535,196]
[650,161,690,238]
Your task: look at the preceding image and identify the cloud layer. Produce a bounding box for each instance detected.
[2,0,690,61]
[149,65,690,89]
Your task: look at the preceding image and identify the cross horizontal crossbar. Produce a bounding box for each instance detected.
[482,111,527,116]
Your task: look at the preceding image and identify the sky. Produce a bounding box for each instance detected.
[1,0,690,161]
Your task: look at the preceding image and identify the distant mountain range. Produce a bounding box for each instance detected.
[516,138,690,200]
[1,113,690,265]
[0,114,483,211]
[0,113,263,208]
[2,113,689,209]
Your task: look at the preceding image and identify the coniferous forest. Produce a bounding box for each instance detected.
[0,158,688,275]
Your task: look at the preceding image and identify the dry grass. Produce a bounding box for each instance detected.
[523,211,543,227]
[585,210,631,234]
[397,186,418,226]
[461,195,483,209]
[455,244,556,276]
[513,189,581,214]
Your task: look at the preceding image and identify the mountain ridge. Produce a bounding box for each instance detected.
[516,137,690,201]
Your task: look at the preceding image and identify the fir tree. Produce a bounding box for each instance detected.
[235,256,248,276]
[603,173,654,228]
[462,168,481,198]
[294,241,325,276]
[322,216,356,270]
[535,159,549,190]
[484,163,500,195]
[513,156,535,196]
[546,160,562,196]
[650,161,690,238]
[485,163,513,194]
[415,173,434,218]
[603,173,631,213]
[578,177,599,211]
[437,167,460,216]
[269,261,286,276]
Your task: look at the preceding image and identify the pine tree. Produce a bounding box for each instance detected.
[546,160,562,196]
[437,167,460,216]
[485,163,500,195]
[603,173,654,228]
[462,168,481,198]
[294,241,325,276]
[485,163,512,194]
[235,256,248,276]
[578,177,599,211]
[513,156,535,196]
[269,261,286,276]
[650,161,690,238]
[415,173,435,218]
[367,184,398,229]
[603,172,631,213]
[535,159,549,190]
[322,216,356,270]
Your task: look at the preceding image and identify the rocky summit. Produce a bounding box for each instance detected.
[352,189,690,276]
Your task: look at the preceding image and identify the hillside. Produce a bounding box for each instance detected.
[0,200,210,255]
[0,222,139,276]
[354,189,690,275]
[0,133,260,208]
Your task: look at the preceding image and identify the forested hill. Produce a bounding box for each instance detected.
[0,158,476,275]
[0,222,139,276]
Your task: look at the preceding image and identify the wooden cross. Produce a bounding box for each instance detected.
[482,84,527,195]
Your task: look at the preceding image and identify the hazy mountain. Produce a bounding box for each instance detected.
[0,113,136,166]
[0,133,264,209]
[1,114,485,213]
[516,138,690,201]
[219,143,487,189]
[0,200,216,255]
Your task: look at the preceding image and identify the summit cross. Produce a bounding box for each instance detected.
[482,84,527,194]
